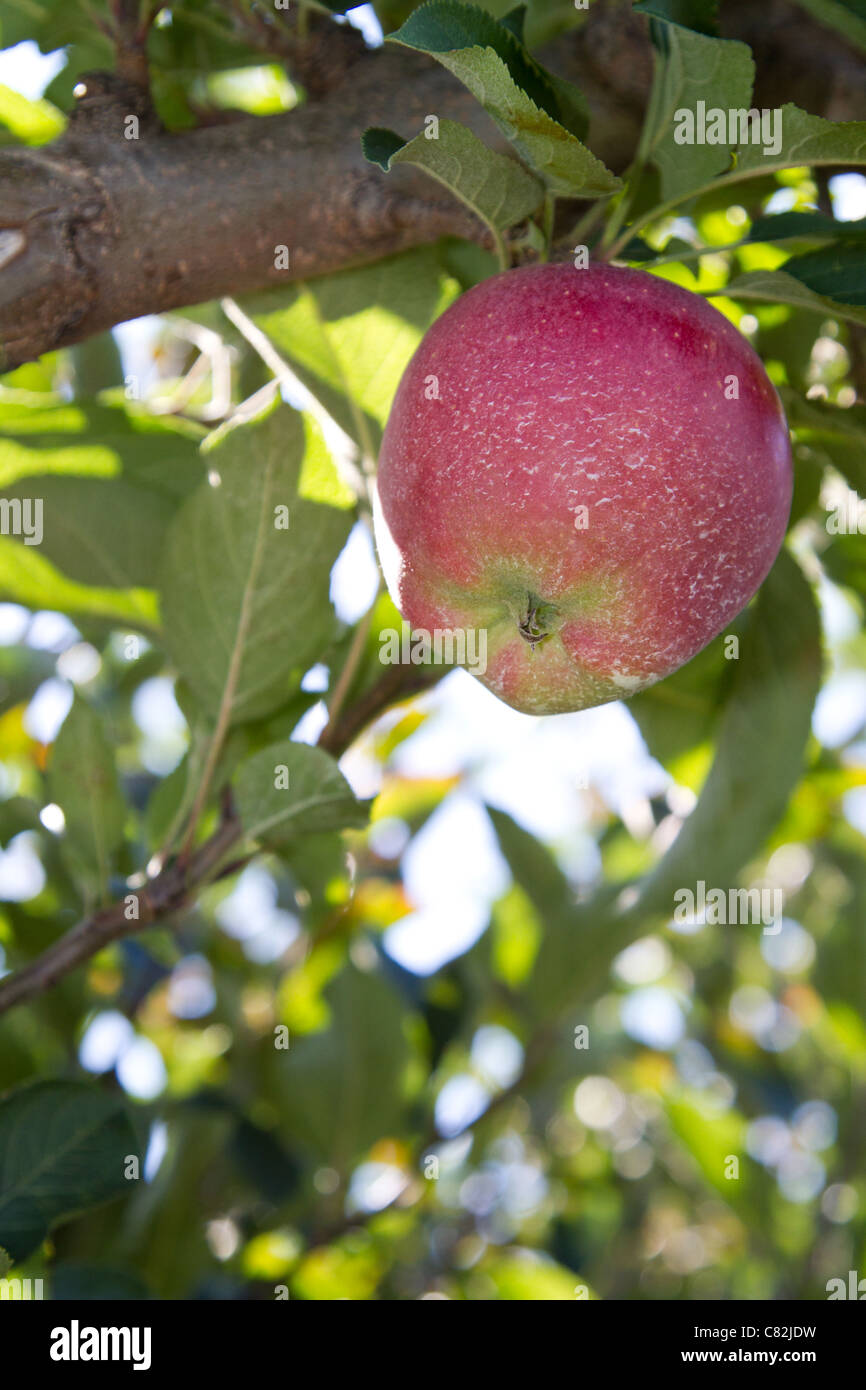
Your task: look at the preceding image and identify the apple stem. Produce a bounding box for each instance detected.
[539,194,556,263]
[492,225,510,272]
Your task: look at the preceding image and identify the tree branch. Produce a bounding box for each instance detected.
[0,47,492,370]
[110,0,160,92]
[0,809,241,1017]
[317,662,444,756]
[217,0,369,99]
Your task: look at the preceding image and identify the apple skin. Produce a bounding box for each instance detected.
[374,262,793,716]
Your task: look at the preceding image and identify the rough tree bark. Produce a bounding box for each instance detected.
[0,0,864,370]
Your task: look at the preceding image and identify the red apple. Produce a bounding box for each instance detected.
[374,263,792,715]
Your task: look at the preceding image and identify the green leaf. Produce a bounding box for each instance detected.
[361,126,405,170]
[490,881,542,988]
[628,623,737,767]
[0,538,158,627]
[499,4,527,42]
[295,414,357,510]
[0,0,107,54]
[277,831,352,910]
[234,741,367,847]
[48,695,126,896]
[279,965,413,1165]
[487,806,621,1014]
[292,1234,383,1300]
[619,234,673,262]
[361,119,544,239]
[733,103,866,180]
[487,807,574,951]
[665,1091,751,1199]
[717,269,866,327]
[787,0,866,54]
[159,406,352,727]
[388,4,617,196]
[637,20,754,201]
[0,644,55,720]
[633,0,719,34]
[0,401,204,496]
[144,754,191,853]
[228,1116,301,1204]
[781,242,866,306]
[389,0,571,123]
[118,1111,229,1298]
[0,1081,137,1263]
[245,248,460,455]
[782,390,866,494]
[487,1250,593,1300]
[0,82,65,145]
[0,476,183,590]
[813,847,866,1020]
[422,46,619,196]
[635,550,822,915]
[0,400,205,590]
[0,795,41,846]
[68,331,124,396]
[437,235,501,289]
[788,445,825,526]
[615,102,866,233]
[748,211,866,244]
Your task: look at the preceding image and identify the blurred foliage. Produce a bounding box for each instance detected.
[0,0,864,1302]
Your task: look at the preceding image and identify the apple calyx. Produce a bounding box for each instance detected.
[518,593,559,650]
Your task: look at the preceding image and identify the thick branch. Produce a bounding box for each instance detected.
[0,51,492,370]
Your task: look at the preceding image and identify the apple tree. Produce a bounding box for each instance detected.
[0,0,865,1300]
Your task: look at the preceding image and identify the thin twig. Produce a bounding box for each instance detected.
[111,0,159,92]
[318,662,444,756]
[0,812,241,1018]
[322,584,382,735]
[220,296,367,506]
